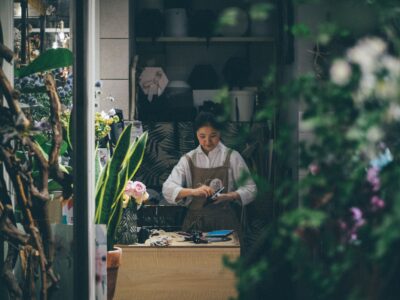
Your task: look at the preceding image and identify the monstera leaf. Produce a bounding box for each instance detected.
[15,48,73,78]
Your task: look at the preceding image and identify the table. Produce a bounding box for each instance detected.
[115,232,240,300]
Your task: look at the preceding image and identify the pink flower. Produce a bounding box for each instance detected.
[124,181,149,205]
[367,167,380,191]
[350,207,362,221]
[350,207,365,228]
[338,220,347,231]
[371,195,385,211]
[350,232,358,242]
[308,163,320,175]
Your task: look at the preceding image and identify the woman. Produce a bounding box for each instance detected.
[162,112,257,233]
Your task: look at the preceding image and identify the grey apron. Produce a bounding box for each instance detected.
[181,149,240,233]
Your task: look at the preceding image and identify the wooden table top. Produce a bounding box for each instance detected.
[117,231,240,248]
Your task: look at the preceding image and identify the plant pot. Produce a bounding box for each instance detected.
[107,247,122,300]
[115,202,139,245]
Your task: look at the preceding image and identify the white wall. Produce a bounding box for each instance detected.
[98,0,130,117]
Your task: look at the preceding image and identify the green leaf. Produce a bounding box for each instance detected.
[59,163,69,175]
[249,3,274,21]
[33,134,68,156]
[127,132,148,180]
[291,23,311,38]
[107,196,124,251]
[94,146,102,188]
[19,86,47,94]
[112,162,129,212]
[48,179,63,192]
[112,131,149,206]
[66,110,73,151]
[16,48,73,78]
[95,128,148,249]
[95,124,132,224]
[34,141,49,161]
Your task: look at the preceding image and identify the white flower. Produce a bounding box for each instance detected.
[343,37,392,105]
[366,126,383,143]
[375,78,399,100]
[100,111,110,120]
[330,59,352,86]
[347,37,386,72]
[381,55,400,77]
[386,103,400,122]
[346,127,363,140]
[359,73,376,96]
[108,108,116,116]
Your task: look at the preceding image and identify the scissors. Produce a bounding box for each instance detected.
[204,186,225,207]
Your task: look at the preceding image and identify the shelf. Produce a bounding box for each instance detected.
[30,28,70,33]
[136,36,274,43]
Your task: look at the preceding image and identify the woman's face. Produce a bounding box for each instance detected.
[196,125,220,154]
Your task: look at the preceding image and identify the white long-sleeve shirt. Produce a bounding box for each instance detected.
[162,142,257,206]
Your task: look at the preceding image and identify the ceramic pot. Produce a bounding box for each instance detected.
[217,7,249,37]
[230,90,255,122]
[107,247,122,300]
[165,8,188,37]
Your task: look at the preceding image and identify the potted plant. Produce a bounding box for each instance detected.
[94,124,148,299]
[115,180,150,245]
[229,2,400,298]
[0,45,73,298]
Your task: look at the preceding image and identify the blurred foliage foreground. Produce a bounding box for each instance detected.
[230,1,400,299]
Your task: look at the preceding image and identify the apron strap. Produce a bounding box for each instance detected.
[223,149,233,167]
[185,154,195,170]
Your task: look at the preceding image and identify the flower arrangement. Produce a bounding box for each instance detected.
[122,181,149,208]
[15,66,73,122]
[94,109,120,142]
[115,180,149,245]
[95,124,148,251]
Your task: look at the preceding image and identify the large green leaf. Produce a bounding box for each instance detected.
[95,124,132,224]
[112,162,129,212]
[94,146,102,189]
[16,48,73,78]
[112,132,149,206]
[66,109,73,151]
[126,132,148,180]
[48,179,63,191]
[106,196,123,251]
[33,133,69,157]
[95,127,148,250]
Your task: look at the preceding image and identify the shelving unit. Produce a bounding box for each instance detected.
[31,28,70,33]
[136,36,274,43]
[131,0,279,126]
[13,1,71,63]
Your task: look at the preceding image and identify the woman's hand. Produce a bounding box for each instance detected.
[213,192,240,204]
[191,185,214,198]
